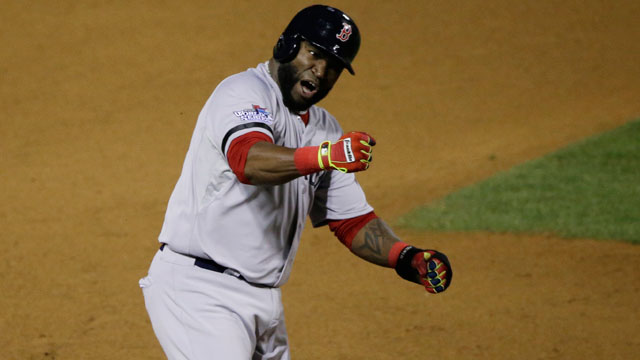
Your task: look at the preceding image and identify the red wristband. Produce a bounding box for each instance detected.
[388,242,409,268]
[294,146,324,175]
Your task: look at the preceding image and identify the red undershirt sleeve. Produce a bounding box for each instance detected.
[327,211,378,250]
[227,131,274,184]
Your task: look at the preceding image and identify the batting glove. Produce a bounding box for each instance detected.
[318,131,375,173]
[395,246,452,294]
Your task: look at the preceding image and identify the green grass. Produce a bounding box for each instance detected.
[398,119,640,243]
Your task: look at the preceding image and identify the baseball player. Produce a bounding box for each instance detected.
[139,5,452,360]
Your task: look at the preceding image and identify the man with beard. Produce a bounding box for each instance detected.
[139,5,452,360]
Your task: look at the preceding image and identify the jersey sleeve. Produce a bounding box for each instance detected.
[309,171,374,227]
[203,72,277,157]
[227,132,275,184]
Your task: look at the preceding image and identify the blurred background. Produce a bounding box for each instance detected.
[1,1,639,359]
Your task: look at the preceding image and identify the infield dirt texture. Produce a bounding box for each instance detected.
[2,1,639,359]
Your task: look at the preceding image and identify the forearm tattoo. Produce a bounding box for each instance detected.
[353,220,396,265]
[356,223,384,256]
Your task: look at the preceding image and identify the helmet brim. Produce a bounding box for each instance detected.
[306,38,356,75]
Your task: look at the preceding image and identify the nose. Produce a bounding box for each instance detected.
[312,59,327,79]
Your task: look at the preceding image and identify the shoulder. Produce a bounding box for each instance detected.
[214,66,273,100]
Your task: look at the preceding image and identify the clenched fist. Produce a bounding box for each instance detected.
[395,246,452,294]
[319,131,375,173]
[411,250,451,294]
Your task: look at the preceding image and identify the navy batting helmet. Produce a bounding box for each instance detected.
[273,5,361,75]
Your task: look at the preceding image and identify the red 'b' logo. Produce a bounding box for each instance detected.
[336,23,352,42]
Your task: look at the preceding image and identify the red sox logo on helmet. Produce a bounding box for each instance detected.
[336,23,352,42]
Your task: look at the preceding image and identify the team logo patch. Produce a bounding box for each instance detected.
[233,105,273,125]
[336,22,352,42]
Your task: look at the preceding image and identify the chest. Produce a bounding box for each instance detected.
[271,109,331,149]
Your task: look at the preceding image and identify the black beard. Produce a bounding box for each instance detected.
[277,62,330,113]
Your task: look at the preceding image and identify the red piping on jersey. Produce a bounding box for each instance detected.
[227,132,274,184]
[328,211,378,250]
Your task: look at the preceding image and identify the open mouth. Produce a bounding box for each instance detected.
[300,80,318,97]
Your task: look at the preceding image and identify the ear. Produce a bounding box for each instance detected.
[273,34,301,63]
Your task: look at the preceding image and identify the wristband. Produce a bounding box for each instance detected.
[294,146,321,175]
[394,245,424,285]
[293,143,332,175]
[387,242,409,268]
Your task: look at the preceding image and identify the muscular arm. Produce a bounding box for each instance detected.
[244,141,302,185]
[241,131,374,185]
[350,217,402,267]
[349,217,453,293]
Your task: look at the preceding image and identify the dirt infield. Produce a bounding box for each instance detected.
[1,1,639,359]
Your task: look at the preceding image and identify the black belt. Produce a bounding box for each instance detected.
[159,243,248,282]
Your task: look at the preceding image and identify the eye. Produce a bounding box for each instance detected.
[307,46,323,59]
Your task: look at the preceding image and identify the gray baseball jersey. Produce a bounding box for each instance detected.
[158,61,373,287]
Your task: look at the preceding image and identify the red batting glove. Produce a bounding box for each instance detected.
[294,131,376,175]
[319,131,376,173]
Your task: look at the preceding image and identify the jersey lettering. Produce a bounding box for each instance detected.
[304,172,323,188]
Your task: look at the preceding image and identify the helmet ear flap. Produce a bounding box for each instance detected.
[273,34,301,64]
